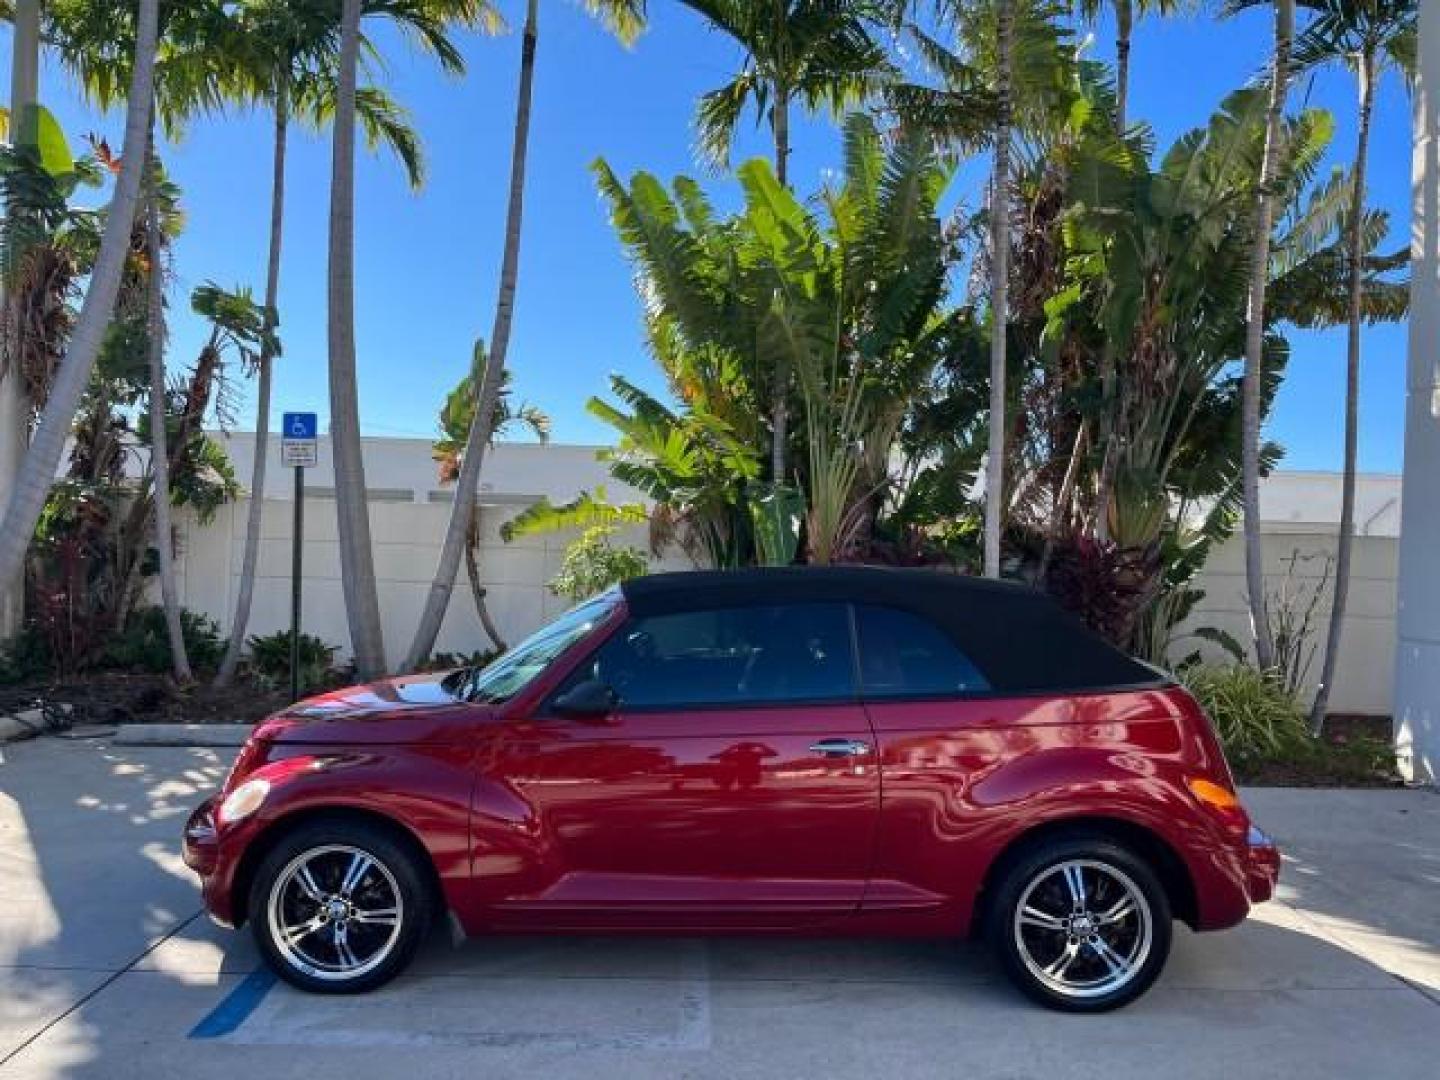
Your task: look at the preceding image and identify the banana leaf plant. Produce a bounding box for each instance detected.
[590,113,967,567]
[1028,83,1405,649]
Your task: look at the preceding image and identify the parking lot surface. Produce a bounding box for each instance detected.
[1,736,1437,1079]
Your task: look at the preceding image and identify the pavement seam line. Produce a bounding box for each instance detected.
[0,910,204,1070]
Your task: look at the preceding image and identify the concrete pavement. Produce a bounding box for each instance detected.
[1,736,1437,1079]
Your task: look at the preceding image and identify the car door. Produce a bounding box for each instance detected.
[851,603,1002,925]
[479,601,879,930]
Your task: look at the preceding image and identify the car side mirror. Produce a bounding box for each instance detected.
[551,679,618,719]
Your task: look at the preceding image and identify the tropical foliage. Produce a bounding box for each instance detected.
[590,113,966,568]
[0,0,1418,748]
[245,629,340,694]
[548,524,649,601]
[431,339,550,650]
[1182,663,1309,766]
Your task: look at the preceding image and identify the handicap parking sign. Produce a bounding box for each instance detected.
[283,412,318,440]
[281,411,319,467]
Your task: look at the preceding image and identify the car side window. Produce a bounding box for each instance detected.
[569,603,856,709]
[854,605,990,698]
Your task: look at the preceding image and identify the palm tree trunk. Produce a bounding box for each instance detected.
[464,504,506,651]
[984,0,1014,580]
[1039,422,1086,580]
[401,0,538,672]
[1115,0,1133,130]
[770,88,792,483]
[1,0,41,640]
[0,0,159,611]
[329,0,387,678]
[217,85,289,686]
[773,88,790,189]
[143,132,192,683]
[1240,0,1293,672]
[1093,343,1118,544]
[1310,47,1374,733]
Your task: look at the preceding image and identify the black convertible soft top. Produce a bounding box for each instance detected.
[620,567,1165,695]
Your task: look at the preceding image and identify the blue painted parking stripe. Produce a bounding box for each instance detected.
[188,968,278,1039]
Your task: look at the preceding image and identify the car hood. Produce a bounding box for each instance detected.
[254,670,484,744]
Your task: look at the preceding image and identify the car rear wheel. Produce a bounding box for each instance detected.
[249,821,432,994]
[988,837,1171,1012]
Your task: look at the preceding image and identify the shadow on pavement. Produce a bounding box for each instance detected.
[2,741,1438,1080]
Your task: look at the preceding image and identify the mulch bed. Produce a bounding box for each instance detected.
[1235,714,1406,788]
[0,671,290,729]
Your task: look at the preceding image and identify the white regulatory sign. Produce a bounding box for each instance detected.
[281,440,318,467]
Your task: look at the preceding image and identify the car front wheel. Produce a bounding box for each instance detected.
[249,821,432,993]
[989,837,1172,1012]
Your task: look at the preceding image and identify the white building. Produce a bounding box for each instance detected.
[171,434,686,670]
[168,434,1400,716]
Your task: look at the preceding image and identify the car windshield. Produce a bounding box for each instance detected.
[458,592,617,705]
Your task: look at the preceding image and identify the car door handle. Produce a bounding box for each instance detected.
[809,738,871,758]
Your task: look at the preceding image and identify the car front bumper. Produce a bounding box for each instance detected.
[183,796,240,927]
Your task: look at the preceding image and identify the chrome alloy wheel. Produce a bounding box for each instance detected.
[1011,858,1153,1000]
[266,844,404,982]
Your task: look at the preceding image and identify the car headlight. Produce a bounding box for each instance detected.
[218,778,270,824]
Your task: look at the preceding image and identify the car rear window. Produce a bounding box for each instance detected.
[855,605,990,698]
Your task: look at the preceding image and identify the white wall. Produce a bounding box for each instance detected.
[1174,471,1401,716]
[165,438,1403,714]
[1179,528,1396,715]
[170,438,690,668]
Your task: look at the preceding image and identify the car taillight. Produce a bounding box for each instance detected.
[1186,775,1250,835]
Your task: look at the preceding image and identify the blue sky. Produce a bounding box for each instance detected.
[4,2,1416,472]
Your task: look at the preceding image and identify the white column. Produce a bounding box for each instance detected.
[1,0,42,638]
[1394,0,1440,785]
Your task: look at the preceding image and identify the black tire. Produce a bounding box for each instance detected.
[987,836,1172,1012]
[248,820,433,994]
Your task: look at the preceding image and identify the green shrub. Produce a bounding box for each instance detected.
[1183,665,1309,764]
[0,627,54,685]
[549,525,648,602]
[246,631,339,694]
[421,648,501,673]
[98,607,227,674]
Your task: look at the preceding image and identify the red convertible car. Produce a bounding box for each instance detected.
[184,568,1279,1011]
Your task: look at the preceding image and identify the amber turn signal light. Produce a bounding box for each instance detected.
[1186,776,1242,811]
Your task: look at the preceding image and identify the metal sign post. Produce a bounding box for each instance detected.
[281,413,319,702]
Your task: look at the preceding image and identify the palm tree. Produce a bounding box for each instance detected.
[0,0,159,623]
[141,139,191,681]
[328,0,387,678]
[1237,0,1296,673]
[38,0,260,680]
[401,0,645,673]
[1073,0,1192,127]
[1,0,41,641]
[984,0,1014,579]
[331,0,497,679]
[432,343,550,652]
[217,0,479,685]
[1295,0,1416,730]
[679,1,890,186]
[888,1,1073,575]
[675,1,891,482]
[1,0,41,642]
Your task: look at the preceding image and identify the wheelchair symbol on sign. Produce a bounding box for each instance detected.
[282,412,317,442]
